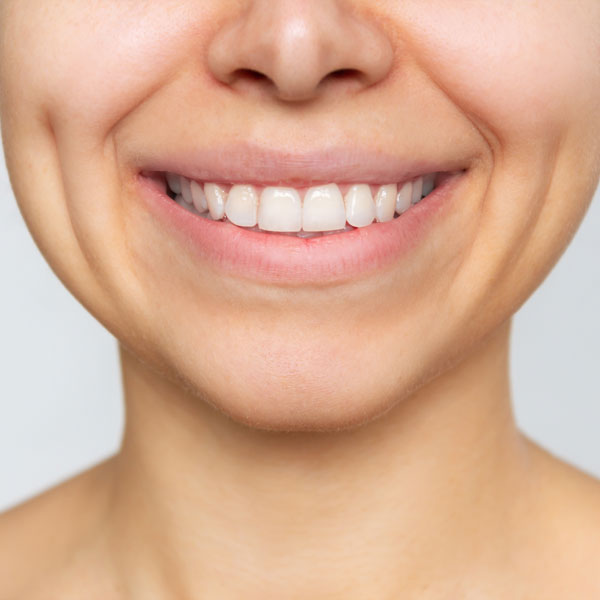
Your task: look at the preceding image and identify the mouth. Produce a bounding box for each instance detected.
[136,145,468,285]
[158,172,443,238]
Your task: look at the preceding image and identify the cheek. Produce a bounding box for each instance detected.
[5,1,218,133]
[8,1,599,142]
[396,1,600,142]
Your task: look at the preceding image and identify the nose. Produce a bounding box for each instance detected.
[207,0,394,102]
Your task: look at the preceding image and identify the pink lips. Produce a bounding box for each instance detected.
[137,144,467,187]
[136,144,467,285]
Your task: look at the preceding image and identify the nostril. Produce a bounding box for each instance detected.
[319,68,367,92]
[328,68,361,80]
[207,1,393,102]
[233,67,364,95]
[232,68,270,82]
[226,68,277,92]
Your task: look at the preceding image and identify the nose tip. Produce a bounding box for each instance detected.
[207,0,394,102]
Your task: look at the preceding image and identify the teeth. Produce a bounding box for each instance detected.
[344,184,375,227]
[166,173,182,195]
[181,177,194,205]
[205,183,227,220]
[395,181,412,214]
[258,187,302,232]
[165,172,440,235]
[225,185,258,227]
[422,173,435,198]
[191,180,208,213]
[411,176,424,205]
[302,184,347,232]
[374,184,397,222]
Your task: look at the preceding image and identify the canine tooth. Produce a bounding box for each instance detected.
[344,184,375,227]
[374,184,397,222]
[395,181,412,214]
[205,183,227,220]
[181,177,193,205]
[422,173,435,197]
[166,173,182,194]
[411,177,423,204]
[191,180,208,213]
[225,184,258,227]
[258,187,302,232]
[302,184,346,232]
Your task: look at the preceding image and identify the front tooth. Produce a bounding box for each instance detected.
[302,184,346,232]
[422,173,435,197]
[204,183,227,220]
[181,177,194,205]
[258,187,302,232]
[374,184,397,222]
[225,184,258,227]
[395,181,412,214]
[411,177,423,204]
[344,185,375,227]
[191,180,208,213]
[167,173,182,195]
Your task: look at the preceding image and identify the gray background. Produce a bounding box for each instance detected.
[1,144,599,512]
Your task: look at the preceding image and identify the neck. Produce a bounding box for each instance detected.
[106,319,533,598]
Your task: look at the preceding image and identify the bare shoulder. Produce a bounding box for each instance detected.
[520,438,600,597]
[0,457,117,600]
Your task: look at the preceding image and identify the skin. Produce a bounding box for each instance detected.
[1,0,600,597]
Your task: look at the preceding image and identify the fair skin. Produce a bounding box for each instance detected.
[1,0,600,597]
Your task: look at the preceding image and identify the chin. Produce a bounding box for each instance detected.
[206,387,400,433]
[165,348,408,433]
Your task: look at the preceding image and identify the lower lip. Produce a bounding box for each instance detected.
[139,174,464,286]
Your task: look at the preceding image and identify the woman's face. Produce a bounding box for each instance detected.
[1,1,599,430]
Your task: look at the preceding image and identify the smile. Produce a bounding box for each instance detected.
[137,145,468,285]
[163,173,440,238]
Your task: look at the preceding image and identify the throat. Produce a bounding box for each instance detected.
[106,325,529,599]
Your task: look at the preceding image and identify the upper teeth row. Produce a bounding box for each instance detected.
[166,173,436,233]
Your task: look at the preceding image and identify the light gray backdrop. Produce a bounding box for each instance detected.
[1,145,599,512]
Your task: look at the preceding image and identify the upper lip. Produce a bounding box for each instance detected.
[139,142,468,186]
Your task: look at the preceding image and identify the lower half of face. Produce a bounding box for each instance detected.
[1,0,599,431]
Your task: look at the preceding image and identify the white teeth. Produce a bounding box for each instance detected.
[204,183,227,220]
[395,181,412,214]
[181,177,194,205]
[225,184,258,227]
[422,173,435,198]
[302,184,346,232]
[258,187,302,232]
[344,184,375,227]
[167,173,182,195]
[374,184,397,222]
[190,180,208,213]
[411,177,423,205]
[167,172,440,234]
